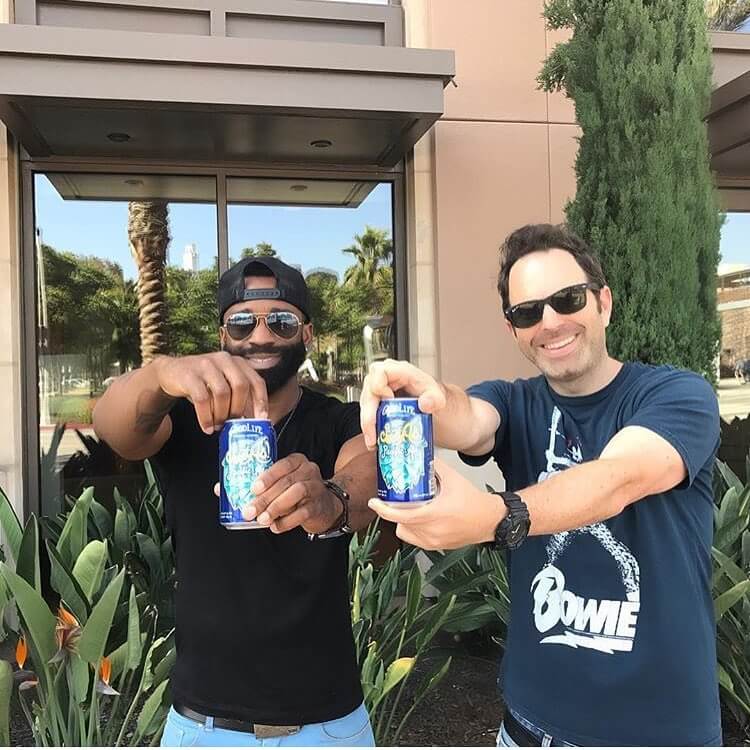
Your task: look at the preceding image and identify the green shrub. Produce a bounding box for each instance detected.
[0,486,173,746]
[714,459,750,732]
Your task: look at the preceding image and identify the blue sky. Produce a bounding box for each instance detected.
[35,174,748,279]
[34,176,393,281]
[720,213,750,269]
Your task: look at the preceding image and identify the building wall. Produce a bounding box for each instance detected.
[401,0,578,484]
[720,306,750,360]
[0,0,24,519]
[403,0,579,391]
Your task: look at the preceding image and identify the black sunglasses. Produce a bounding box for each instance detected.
[505,283,601,329]
[223,311,302,341]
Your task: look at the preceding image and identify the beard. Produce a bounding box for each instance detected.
[224,340,307,395]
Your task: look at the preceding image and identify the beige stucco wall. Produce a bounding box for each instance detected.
[402,0,579,486]
[0,0,24,520]
[403,0,579,393]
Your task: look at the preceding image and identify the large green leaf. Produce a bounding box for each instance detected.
[72,540,107,602]
[416,594,456,652]
[143,501,165,544]
[484,593,511,627]
[0,563,56,665]
[142,630,174,692]
[77,569,125,665]
[352,568,362,623]
[714,513,748,554]
[718,486,740,529]
[381,657,413,696]
[420,655,451,697]
[441,601,497,633]
[0,487,22,564]
[717,460,744,493]
[126,585,143,670]
[718,663,750,716]
[89,498,113,540]
[715,580,750,620]
[113,494,135,559]
[0,660,11,747]
[404,563,422,630]
[136,532,163,583]
[435,569,491,598]
[152,646,176,687]
[69,653,90,704]
[56,487,94,568]
[135,679,170,739]
[424,546,475,584]
[107,641,129,683]
[143,459,159,500]
[712,547,748,587]
[16,515,41,592]
[46,540,89,625]
[0,579,11,640]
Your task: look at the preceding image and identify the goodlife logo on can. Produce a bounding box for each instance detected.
[231,422,264,435]
[381,402,416,417]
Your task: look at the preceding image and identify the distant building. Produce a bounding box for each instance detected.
[718,263,750,375]
[182,243,199,272]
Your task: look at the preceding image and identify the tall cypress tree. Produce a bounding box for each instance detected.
[539,0,721,379]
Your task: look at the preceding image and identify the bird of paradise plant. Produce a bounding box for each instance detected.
[0,486,174,746]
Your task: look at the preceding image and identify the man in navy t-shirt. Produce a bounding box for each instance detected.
[360,224,721,746]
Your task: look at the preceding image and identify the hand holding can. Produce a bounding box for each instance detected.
[219,419,277,530]
[360,360,447,450]
[376,398,435,507]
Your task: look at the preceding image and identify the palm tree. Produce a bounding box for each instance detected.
[706,0,750,30]
[128,201,170,364]
[341,226,393,288]
[240,242,278,260]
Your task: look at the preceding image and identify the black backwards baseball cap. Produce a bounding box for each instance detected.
[218,256,311,323]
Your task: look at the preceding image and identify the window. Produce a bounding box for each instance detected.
[717,212,750,421]
[34,172,218,516]
[227,178,395,401]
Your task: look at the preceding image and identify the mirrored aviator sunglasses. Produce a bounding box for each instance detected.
[505,283,600,329]
[224,311,302,341]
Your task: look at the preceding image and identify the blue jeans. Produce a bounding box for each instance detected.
[496,709,577,748]
[160,703,375,747]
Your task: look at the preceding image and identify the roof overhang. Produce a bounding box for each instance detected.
[45,172,380,207]
[0,2,454,167]
[709,31,750,208]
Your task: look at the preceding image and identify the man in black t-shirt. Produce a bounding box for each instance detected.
[93,256,376,747]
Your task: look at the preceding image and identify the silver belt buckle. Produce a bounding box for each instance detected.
[253,724,302,739]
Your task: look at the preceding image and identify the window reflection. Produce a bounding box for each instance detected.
[227,179,395,402]
[35,173,218,515]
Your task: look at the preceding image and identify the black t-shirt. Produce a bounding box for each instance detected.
[150,387,364,725]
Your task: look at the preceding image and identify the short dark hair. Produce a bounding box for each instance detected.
[496,224,607,311]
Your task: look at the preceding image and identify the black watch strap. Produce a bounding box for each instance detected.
[489,491,530,550]
[307,480,352,540]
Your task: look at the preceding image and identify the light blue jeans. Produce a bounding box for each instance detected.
[160,703,375,747]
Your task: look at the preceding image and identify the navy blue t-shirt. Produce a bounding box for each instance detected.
[462,362,721,746]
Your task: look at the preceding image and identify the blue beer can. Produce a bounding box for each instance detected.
[376,398,435,506]
[219,419,276,530]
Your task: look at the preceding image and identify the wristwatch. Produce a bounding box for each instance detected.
[488,491,530,550]
[307,480,353,540]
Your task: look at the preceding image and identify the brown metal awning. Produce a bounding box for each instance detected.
[0,0,455,167]
[709,32,750,209]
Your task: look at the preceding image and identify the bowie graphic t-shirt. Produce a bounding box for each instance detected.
[462,363,721,746]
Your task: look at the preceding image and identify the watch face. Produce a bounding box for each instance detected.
[505,517,530,549]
